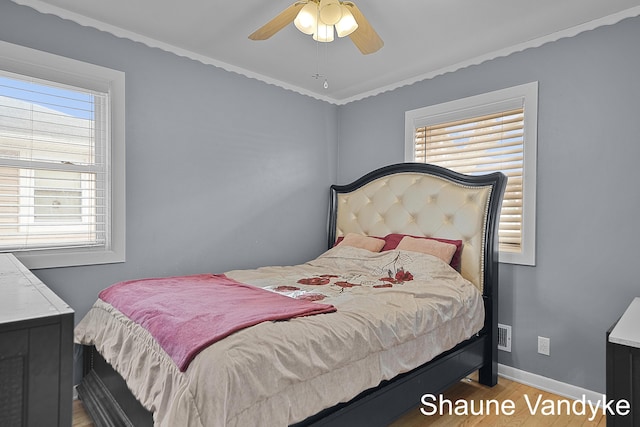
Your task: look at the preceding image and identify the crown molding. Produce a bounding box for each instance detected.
[10,0,336,104]
[335,5,640,105]
[12,1,640,106]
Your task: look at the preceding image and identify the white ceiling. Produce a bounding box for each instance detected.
[12,0,640,104]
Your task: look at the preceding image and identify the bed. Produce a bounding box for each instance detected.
[75,162,506,427]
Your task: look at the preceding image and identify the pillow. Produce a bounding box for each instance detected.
[336,233,385,252]
[333,235,384,247]
[396,236,458,264]
[382,233,463,271]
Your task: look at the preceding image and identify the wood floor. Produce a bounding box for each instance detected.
[72,397,95,427]
[72,376,606,426]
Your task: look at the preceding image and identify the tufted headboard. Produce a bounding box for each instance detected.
[328,163,506,294]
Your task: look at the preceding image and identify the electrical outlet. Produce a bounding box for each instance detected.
[538,336,550,356]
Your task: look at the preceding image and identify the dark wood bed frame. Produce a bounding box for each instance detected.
[77,162,506,427]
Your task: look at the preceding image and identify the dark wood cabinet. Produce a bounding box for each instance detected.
[0,254,74,427]
[607,297,640,427]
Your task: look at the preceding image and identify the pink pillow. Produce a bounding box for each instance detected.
[382,234,463,271]
[336,233,385,252]
[396,236,458,264]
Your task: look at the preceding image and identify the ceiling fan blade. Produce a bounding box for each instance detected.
[343,2,384,54]
[249,2,307,40]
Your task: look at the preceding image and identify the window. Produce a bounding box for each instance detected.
[405,82,537,265]
[0,41,125,269]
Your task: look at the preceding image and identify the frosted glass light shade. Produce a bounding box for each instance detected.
[294,3,318,35]
[313,22,335,42]
[335,6,358,37]
[319,0,342,25]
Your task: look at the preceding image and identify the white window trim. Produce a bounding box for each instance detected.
[405,82,537,266]
[0,41,125,269]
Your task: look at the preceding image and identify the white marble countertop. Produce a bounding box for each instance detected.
[0,253,73,325]
[609,297,640,349]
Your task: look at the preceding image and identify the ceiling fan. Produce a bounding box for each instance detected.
[249,0,384,55]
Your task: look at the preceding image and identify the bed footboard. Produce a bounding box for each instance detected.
[79,337,489,427]
[295,335,487,426]
[77,345,153,427]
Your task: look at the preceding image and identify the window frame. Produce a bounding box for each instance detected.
[404,82,538,266]
[0,41,125,269]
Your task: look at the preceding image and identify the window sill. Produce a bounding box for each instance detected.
[499,250,535,266]
[13,248,125,270]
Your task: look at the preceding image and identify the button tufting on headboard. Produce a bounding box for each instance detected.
[332,170,493,291]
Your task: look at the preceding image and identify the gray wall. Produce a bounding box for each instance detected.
[336,16,640,393]
[0,1,339,322]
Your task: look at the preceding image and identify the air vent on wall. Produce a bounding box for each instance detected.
[498,323,512,352]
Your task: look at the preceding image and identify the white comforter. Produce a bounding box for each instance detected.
[74,246,484,426]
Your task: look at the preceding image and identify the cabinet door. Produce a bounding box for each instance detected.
[0,322,66,427]
[27,324,62,427]
[607,339,640,427]
[0,330,29,426]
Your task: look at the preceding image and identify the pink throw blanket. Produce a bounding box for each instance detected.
[99,273,336,371]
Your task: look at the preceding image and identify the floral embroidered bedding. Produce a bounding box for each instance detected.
[74,245,484,427]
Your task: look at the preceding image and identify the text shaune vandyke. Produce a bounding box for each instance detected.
[420,393,631,421]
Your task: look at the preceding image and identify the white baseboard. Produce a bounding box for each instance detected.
[498,364,603,404]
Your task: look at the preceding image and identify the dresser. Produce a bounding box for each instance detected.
[0,254,74,427]
[607,297,640,427]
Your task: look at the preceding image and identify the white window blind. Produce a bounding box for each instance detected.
[0,72,108,252]
[414,108,525,252]
[405,82,537,265]
[0,41,125,269]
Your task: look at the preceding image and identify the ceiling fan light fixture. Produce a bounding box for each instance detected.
[313,22,335,42]
[335,6,358,37]
[294,2,319,35]
[249,0,382,54]
[319,0,342,25]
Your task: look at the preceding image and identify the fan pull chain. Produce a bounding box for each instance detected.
[323,38,329,89]
[311,7,329,90]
